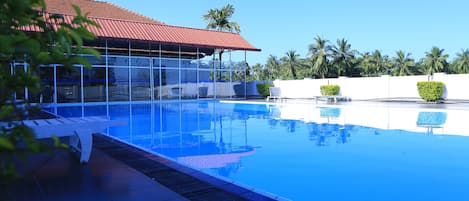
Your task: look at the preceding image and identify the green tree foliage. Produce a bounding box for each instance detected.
[453,49,469,74]
[309,36,331,78]
[203,4,240,81]
[359,52,374,77]
[331,39,356,77]
[282,50,300,79]
[203,4,240,33]
[392,50,415,76]
[256,83,274,97]
[320,85,340,96]
[0,0,98,182]
[417,81,444,101]
[243,35,469,81]
[423,47,448,77]
[266,55,281,79]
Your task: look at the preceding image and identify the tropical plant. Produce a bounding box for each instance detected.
[392,50,415,76]
[309,36,331,78]
[453,49,469,74]
[282,50,300,79]
[203,4,240,80]
[0,0,99,182]
[331,38,356,77]
[370,50,391,75]
[256,83,274,97]
[247,63,268,81]
[266,55,281,79]
[359,52,374,77]
[203,4,240,33]
[423,47,448,79]
[320,85,340,96]
[417,81,444,101]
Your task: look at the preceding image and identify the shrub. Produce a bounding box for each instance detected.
[417,81,444,101]
[320,85,340,96]
[256,84,274,97]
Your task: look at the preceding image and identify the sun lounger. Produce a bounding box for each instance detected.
[266,87,282,102]
[21,116,126,163]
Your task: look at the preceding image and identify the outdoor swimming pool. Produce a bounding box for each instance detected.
[45,101,469,200]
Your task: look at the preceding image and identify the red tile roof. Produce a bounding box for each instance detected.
[44,0,162,24]
[40,0,260,51]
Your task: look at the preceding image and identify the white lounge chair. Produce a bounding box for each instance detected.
[266,87,282,102]
[21,116,126,163]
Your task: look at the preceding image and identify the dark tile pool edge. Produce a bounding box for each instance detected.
[93,134,288,201]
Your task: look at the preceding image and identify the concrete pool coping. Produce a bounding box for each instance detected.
[225,98,469,111]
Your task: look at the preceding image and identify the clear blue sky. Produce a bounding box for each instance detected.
[108,0,469,65]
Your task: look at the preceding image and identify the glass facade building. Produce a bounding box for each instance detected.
[20,39,252,105]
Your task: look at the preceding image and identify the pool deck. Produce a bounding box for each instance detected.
[231,98,469,110]
[2,134,280,201]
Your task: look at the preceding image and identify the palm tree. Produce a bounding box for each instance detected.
[453,49,469,74]
[266,55,280,79]
[331,38,356,77]
[392,50,414,76]
[282,50,300,79]
[359,52,374,77]
[370,50,389,75]
[423,47,448,79]
[203,4,240,80]
[309,36,331,78]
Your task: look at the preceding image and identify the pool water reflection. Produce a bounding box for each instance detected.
[45,101,469,201]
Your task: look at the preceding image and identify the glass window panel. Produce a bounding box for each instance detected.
[152,57,161,68]
[161,69,179,100]
[233,69,246,98]
[181,69,197,99]
[108,67,129,101]
[199,56,214,69]
[233,69,246,82]
[161,58,179,68]
[231,61,247,70]
[131,68,151,101]
[108,56,129,66]
[153,69,161,100]
[216,70,233,98]
[130,57,150,67]
[198,70,214,99]
[32,67,54,103]
[57,66,81,103]
[180,59,197,69]
[83,55,105,66]
[83,67,106,102]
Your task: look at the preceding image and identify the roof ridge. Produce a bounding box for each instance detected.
[59,12,242,36]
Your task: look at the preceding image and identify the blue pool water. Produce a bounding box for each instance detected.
[46,101,469,201]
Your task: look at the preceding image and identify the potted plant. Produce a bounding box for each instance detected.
[256,83,274,98]
[417,81,444,102]
[320,85,340,96]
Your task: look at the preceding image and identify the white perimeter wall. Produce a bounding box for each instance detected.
[273,73,469,100]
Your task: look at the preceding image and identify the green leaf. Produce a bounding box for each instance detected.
[0,137,15,151]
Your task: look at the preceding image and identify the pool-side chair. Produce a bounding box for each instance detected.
[22,116,126,163]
